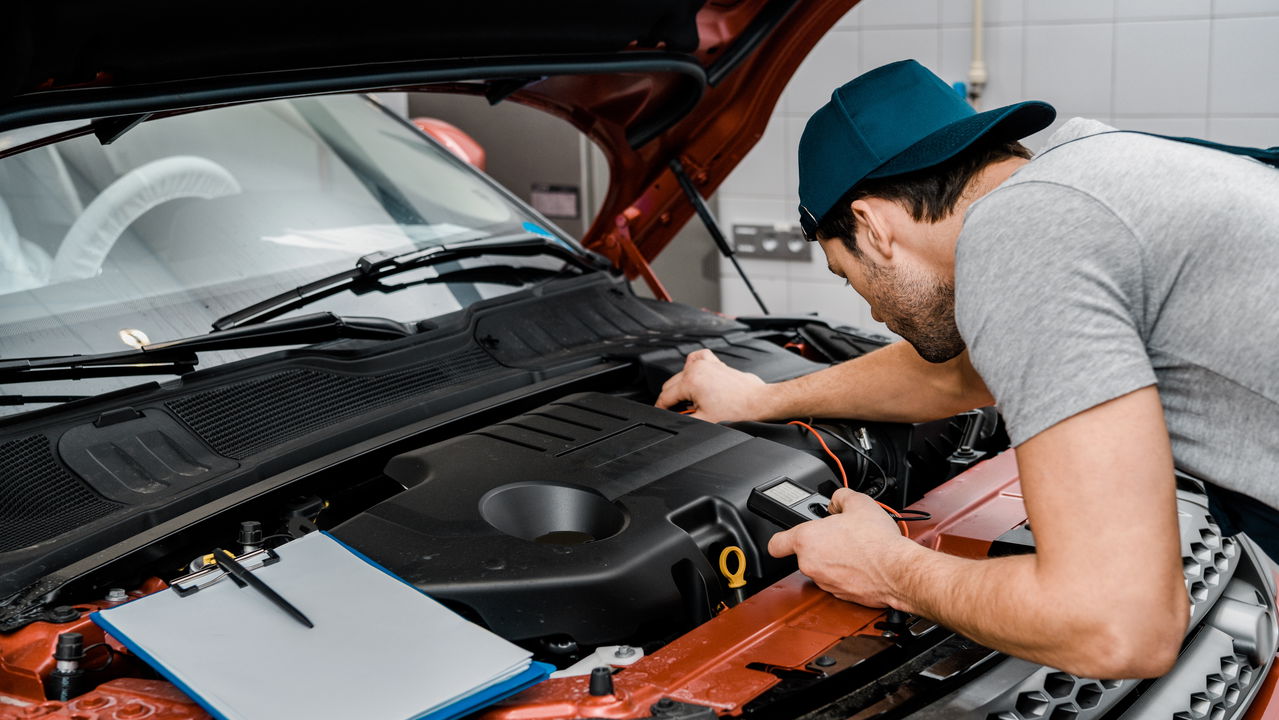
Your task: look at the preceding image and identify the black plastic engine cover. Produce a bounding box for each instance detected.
[330,392,833,645]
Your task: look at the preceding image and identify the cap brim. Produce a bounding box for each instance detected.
[865,100,1056,180]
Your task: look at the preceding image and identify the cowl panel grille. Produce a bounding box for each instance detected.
[167,347,499,459]
[0,434,123,553]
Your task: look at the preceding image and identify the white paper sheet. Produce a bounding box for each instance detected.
[94,532,532,720]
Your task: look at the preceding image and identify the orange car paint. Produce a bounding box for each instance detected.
[0,578,166,702]
[412,117,488,171]
[0,679,211,720]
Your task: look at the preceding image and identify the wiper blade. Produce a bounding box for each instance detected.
[213,233,604,331]
[0,312,410,386]
[0,354,198,385]
[372,263,570,292]
[0,394,91,407]
[225,264,569,332]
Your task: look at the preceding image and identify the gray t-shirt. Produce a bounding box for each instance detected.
[955,118,1279,507]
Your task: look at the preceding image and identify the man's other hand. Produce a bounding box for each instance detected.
[655,349,772,422]
[766,488,916,607]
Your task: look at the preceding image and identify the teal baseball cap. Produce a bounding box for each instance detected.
[797,59,1055,239]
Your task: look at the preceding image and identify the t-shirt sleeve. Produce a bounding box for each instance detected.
[955,181,1157,446]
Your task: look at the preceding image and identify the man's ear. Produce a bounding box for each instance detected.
[850,197,896,262]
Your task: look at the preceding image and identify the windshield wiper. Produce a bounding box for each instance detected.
[0,394,91,407]
[213,233,605,331]
[0,312,410,386]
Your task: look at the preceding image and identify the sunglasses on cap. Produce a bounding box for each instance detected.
[798,205,820,242]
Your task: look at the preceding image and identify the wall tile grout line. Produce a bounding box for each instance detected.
[1206,0,1216,120]
[936,0,943,82]
[1108,2,1117,122]
[1019,9,1027,103]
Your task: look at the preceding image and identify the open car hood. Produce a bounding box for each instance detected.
[1,0,857,273]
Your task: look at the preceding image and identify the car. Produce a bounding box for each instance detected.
[1,2,1275,719]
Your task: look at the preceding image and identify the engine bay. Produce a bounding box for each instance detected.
[0,392,1004,712]
[0,277,1012,715]
[3,282,1273,720]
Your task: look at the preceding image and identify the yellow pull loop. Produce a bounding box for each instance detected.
[718,546,747,589]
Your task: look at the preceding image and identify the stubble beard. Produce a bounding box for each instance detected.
[863,258,965,363]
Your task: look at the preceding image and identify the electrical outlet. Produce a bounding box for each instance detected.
[732,224,811,261]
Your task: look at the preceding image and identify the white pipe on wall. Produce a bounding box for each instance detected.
[968,0,988,109]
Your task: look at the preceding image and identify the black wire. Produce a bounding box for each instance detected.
[82,643,115,671]
[887,509,932,522]
[809,423,890,495]
[805,424,931,521]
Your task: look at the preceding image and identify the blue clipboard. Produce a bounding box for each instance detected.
[91,532,550,720]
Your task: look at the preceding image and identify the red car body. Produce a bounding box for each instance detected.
[1,2,1275,719]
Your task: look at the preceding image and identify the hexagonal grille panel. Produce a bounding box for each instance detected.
[1044,673,1075,699]
[1016,691,1051,718]
[961,495,1273,720]
[1163,652,1260,719]
[1075,683,1103,710]
[1182,512,1240,614]
[981,670,1123,720]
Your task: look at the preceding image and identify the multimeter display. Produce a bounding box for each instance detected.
[748,476,832,529]
[761,480,811,506]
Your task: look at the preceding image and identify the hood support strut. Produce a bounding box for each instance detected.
[670,158,768,314]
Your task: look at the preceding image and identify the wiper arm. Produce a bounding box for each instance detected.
[213,233,604,331]
[0,312,410,386]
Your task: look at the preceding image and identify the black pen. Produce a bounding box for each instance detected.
[213,548,315,629]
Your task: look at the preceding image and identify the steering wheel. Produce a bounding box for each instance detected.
[0,194,53,294]
[49,156,241,282]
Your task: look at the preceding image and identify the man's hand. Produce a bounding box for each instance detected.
[655,349,772,422]
[766,489,916,607]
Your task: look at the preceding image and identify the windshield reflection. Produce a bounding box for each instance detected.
[0,94,577,415]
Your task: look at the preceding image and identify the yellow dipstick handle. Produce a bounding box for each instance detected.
[718,546,747,589]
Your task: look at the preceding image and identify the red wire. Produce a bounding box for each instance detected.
[875,500,911,539]
[788,420,848,488]
[788,420,909,538]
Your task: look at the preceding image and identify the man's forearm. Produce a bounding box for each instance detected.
[762,341,993,422]
[887,543,1176,678]
[770,490,1154,676]
[889,547,1075,668]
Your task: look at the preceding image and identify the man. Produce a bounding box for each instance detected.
[656,60,1279,678]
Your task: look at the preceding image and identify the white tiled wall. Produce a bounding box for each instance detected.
[715,0,1279,330]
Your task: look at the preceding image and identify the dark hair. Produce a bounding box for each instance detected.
[816,139,1032,255]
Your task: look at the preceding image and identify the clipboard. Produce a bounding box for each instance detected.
[92,531,551,720]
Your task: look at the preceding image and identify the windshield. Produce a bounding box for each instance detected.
[0,95,580,414]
